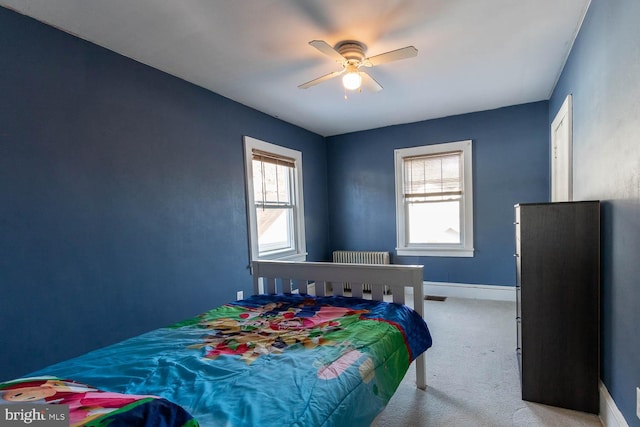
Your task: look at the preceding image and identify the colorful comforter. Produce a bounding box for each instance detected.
[0,376,198,426]
[26,294,432,427]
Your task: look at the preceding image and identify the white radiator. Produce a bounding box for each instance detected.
[332,251,390,292]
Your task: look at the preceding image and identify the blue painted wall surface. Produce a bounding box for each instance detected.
[10,4,638,422]
[550,0,640,424]
[326,102,549,286]
[0,8,328,380]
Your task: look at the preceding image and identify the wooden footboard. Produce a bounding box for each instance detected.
[251,260,427,389]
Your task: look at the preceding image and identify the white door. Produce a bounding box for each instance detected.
[551,95,573,202]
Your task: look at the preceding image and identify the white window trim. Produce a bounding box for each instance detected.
[394,140,474,257]
[244,136,307,262]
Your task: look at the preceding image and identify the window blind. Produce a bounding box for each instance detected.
[403,151,462,200]
[252,149,294,208]
[252,149,296,168]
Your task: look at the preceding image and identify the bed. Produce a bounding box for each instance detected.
[1,261,432,426]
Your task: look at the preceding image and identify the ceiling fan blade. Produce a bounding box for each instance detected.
[308,40,346,63]
[364,46,418,67]
[298,69,345,89]
[361,71,383,92]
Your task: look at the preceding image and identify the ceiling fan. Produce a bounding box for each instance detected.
[298,40,418,93]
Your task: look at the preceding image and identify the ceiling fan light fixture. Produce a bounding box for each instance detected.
[300,39,417,94]
[342,65,362,91]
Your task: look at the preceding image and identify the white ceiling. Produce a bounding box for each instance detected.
[1,0,590,137]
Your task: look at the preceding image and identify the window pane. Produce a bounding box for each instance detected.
[252,159,291,205]
[257,207,293,253]
[407,200,461,244]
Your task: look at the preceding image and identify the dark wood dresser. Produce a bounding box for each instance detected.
[515,201,600,414]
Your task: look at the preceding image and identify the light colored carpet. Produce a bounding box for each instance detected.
[373,297,603,427]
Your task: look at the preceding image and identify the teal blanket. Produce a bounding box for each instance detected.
[29,294,432,427]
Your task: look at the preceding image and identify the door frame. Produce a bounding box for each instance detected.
[551,94,573,202]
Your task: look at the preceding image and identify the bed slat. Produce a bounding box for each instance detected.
[371,285,384,301]
[315,280,326,296]
[351,283,363,299]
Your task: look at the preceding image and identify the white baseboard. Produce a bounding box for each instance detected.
[599,381,630,427]
[423,281,516,302]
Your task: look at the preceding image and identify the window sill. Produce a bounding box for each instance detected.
[396,247,474,258]
[258,252,308,262]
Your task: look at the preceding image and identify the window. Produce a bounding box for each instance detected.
[394,140,473,257]
[244,136,306,261]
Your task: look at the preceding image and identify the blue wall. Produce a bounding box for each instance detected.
[9,5,635,421]
[326,102,549,286]
[550,0,640,424]
[0,8,329,380]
